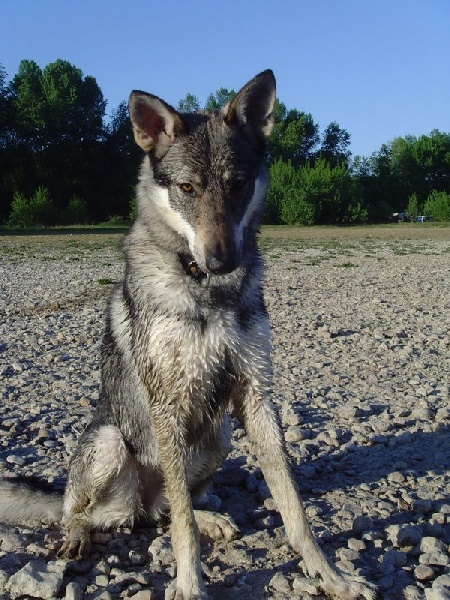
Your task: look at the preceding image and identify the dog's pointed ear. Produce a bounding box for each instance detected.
[128,91,185,156]
[223,70,276,146]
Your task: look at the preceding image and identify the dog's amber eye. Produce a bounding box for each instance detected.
[179,183,194,195]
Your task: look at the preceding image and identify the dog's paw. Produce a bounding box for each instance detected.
[325,573,378,600]
[194,509,239,542]
[298,546,378,600]
[57,524,91,560]
[310,568,378,600]
[58,536,90,560]
[164,579,211,600]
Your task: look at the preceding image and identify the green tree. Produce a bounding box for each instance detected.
[0,64,15,221]
[30,186,56,225]
[6,191,30,227]
[205,87,236,109]
[265,159,297,224]
[318,121,351,167]
[100,101,142,221]
[268,100,319,166]
[0,64,13,147]
[64,196,88,224]
[406,193,421,220]
[5,59,108,219]
[265,159,315,225]
[128,196,138,222]
[294,159,357,224]
[423,189,450,221]
[177,93,201,112]
[279,163,315,226]
[353,145,402,222]
[7,187,56,227]
[413,130,450,192]
[11,60,45,148]
[379,130,450,211]
[265,158,365,226]
[40,59,105,144]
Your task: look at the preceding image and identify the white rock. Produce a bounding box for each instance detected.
[6,559,66,599]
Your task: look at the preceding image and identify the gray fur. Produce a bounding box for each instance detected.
[0,71,376,600]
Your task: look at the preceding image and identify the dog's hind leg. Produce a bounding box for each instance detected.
[60,424,140,559]
[234,383,377,600]
[189,418,239,543]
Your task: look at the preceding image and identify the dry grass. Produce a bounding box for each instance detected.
[260,223,450,241]
[0,224,449,261]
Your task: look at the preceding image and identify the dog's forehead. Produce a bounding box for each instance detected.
[178,112,257,175]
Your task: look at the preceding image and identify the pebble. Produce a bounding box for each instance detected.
[292,575,320,595]
[404,586,424,600]
[5,455,26,466]
[387,524,424,547]
[268,572,291,594]
[0,234,449,600]
[128,591,153,600]
[352,515,374,536]
[414,565,436,582]
[5,559,66,598]
[147,535,173,564]
[65,581,84,600]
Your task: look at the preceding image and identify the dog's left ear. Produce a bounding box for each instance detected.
[223,70,276,146]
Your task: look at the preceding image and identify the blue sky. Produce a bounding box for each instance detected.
[1,0,449,157]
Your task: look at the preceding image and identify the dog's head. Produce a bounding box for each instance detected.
[128,70,276,275]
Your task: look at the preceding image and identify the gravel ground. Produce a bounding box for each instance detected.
[0,229,449,600]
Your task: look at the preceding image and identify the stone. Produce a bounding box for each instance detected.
[6,559,66,599]
[148,535,173,564]
[129,591,154,600]
[348,537,367,551]
[387,524,423,547]
[420,537,447,553]
[419,552,449,567]
[292,575,321,595]
[404,585,425,600]
[414,564,435,581]
[268,572,291,594]
[65,581,84,600]
[352,515,374,536]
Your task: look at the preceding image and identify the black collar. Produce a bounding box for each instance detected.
[177,253,208,284]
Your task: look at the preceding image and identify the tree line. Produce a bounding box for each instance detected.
[1,59,449,227]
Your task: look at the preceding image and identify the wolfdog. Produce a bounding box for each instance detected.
[0,70,376,599]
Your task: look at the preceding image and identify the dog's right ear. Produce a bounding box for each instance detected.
[128,91,185,157]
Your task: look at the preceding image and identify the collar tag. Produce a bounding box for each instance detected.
[188,260,199,275]
[185,259,208,284]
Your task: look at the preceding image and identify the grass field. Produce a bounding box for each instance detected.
[0,224,449,262]
[261,222,450,240]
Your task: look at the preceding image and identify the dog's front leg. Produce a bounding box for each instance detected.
[152,409,208,600]
[234,380,377,600]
